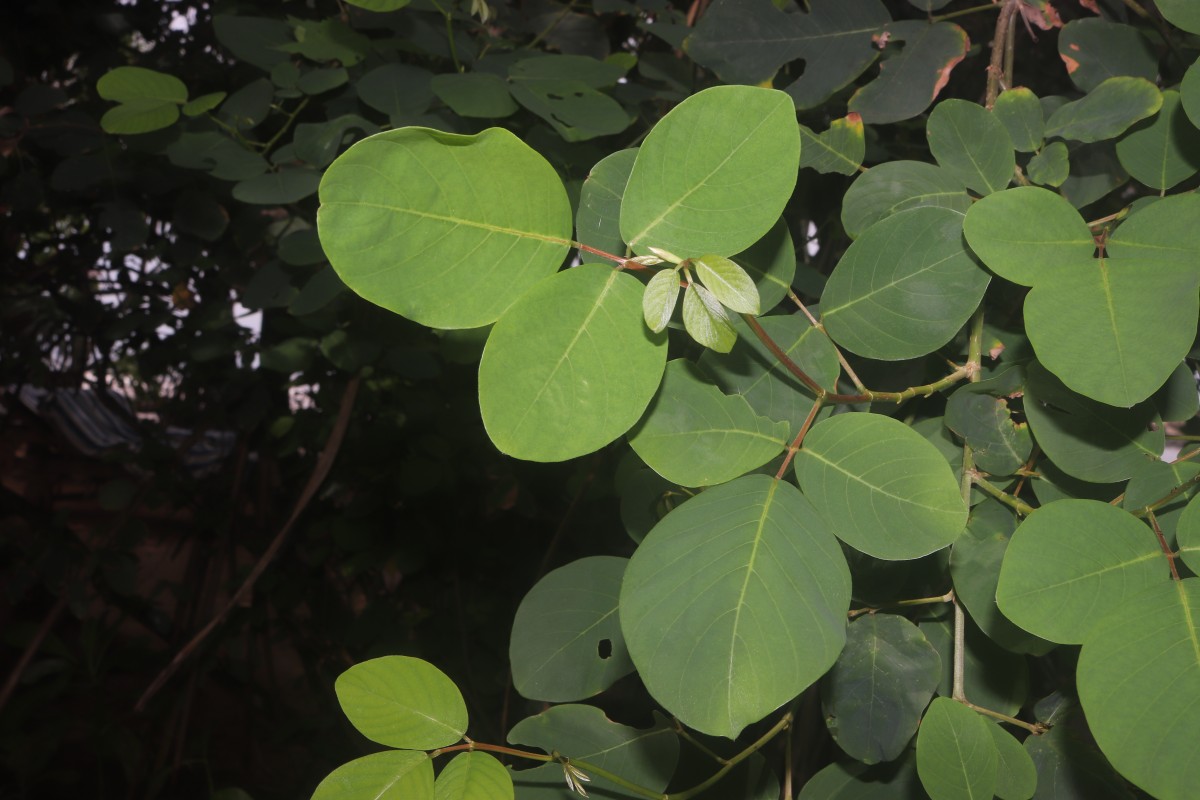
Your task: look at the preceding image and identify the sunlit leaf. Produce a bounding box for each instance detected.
[694,254,760,315]
[1044,77,1162,143]
[682,282,737,353]
[335,657,467,749]
[1115,90,1200,190]
[311,751,433,800]
[642,268,680,334]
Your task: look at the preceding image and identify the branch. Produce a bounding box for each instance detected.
[973,474,1036,516]
[985,1,1021,109]
[135,375,362,712]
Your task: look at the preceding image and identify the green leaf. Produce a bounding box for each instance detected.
[944,384,1031,477]
[1182,58,1200,131]
[799,756,926,799]
[1078,580,1200,800]
[620,85,800,258]
[577,148,637,257]
[507,705,678,799]
[1155,361,1200,422]
[297,66,348,95]
[642,268,680,333]
[992,88,1043,152]
[927,99,1015,195]
[700,313,839,429]
[430,73,518,119]
[1024,717,1137,800]
[628,360,789,487]
[683,0,890,109]
[963,187,1094,287]
[797,413,967,560]
[1058,19,1158,93]
[736,217,796,310]
[1023,361,1163,483]
[344,0,410,11]
[509,556,634,702]
[988,724,1037,800]
[799,113,866,176]
[311,751,434,800]
[97,66,187,104]
[620,474,851,737]
[1044,77,1162,143]
[435,753,513,800]
[508,56,632,142]
[1155,0,1200,33]
[232,168,321,205]
[478,265,666,462]
[1175,495,1200,574]
[279,18,369,66]
[822,206,989,361]
[916,697,999,800]
[182,91,226,116]
[1116,90,1200,190]
[100,99,180,135]
[294,115,376,169]
[357,64,434,120]
[334,657,467,749]
[1060,141,1129,208]
[848,22,970,125]
[694,254,760,315]
[682,282,737,353]
[213,15,292,71]
[317,127,572,329]
[820,614,941,764]
[922,620,1030,716]
[842,161,971,239]
[1026,141,1069,187]
[997,500,1168,645]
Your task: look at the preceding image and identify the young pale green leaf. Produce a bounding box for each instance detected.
[992,88,1043,152]
[848,21,970,125]
[642,268,680,333]
[628,359,789,487]
[334,656,467,749]
[1044,77,1162,143]
[1023,361,1162,483]
[1115,91,1200,190]
[988,724,1037,800]
[97,66,187,104]
[509,556,633,703]
[916,697,999,800]
[317,127,572,329]
[311,751,433,800]
[694,254,760,315]
[799,113,866,175]
[507,705,678,798]
[820,614,941,764]
[620,475,851,738]
[1026,141,1069,186]
[821,206,989,361]
[927,99,1015,195]
[682,283,737,353]
[577,148,638,256]
[962,186,1094,287]
[996,500,1168,644]
[797,413,967,560]
[620,85,800,258]
[1078,580,1200,800]
[842,161,971,238]
[1058,18,1158,93]
[434,752,512,800]
[478,265,667,462]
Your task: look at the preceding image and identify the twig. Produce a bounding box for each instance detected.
[135,375,361,712]
[985,2,1020,109]
[0,591,69,715]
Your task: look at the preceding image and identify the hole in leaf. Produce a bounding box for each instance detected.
[597,639,612,659]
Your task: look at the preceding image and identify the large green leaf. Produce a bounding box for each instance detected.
[620,474,851,737]
[821,206,989,361]
[1044,77,1162,143]
[334,656,467,749]
[842,161,971,238]
[1058,19,1158,93]
[736,217,797,310]
[478,265,666,462]
[507,705,678,799]
[628,360,789,487]
[435,753,513,800]
[796,413,967,560]
[847,21,969,125]
[799,757,926,799]
[1022,362,1163,484]
[700,313,840,430]
[683,0,890,109]
[317,127,572,329]
[509,556,633,702]
[962,186,1093,287]
[1176,495,1200,574]
[576,148,637,256]
[1023,697,1136,800]
[97,66,187,104]
[311,751,434,800]
[926,99,1015,195]
[916,697,999,800]
[1116,91,1200,190]
[620,85,800,258]
[820,614,941,764]
[1155,0,1200,33]
[1078,580,1200,800]
[996,500,1169,644]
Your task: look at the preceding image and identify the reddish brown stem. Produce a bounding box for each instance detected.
[1147,511,1181,581]
[776,400,822,479]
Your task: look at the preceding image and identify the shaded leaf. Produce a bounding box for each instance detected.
[1026,141,1069,187]
[1044,77,1162,143]
[431,72,519,118]
[927,99,1015,195]
[848,21,969,125]
[232,168,321,204]
[799,113,866,176]
[1058,18,1158,93]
